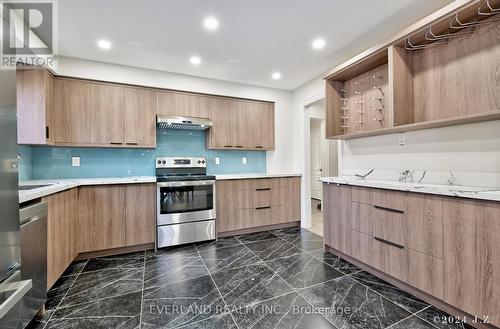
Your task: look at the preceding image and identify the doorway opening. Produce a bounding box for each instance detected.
[305,98,339,236]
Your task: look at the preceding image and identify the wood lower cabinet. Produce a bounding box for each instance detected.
[78,185,126,253]
[44,188,77,289]
[216,177,300,234]
[323,184,351,255]
[125,184,155,245]
[443,199,500,327]
[324,183,500,327]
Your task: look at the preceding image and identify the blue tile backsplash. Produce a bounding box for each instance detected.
[18,130,266,181]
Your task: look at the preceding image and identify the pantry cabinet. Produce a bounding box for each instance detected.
[216,177,300,234]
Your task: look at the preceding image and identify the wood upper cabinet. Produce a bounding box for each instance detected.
[156,90,211,119]
[89,83,124,145]
[17,68,55,145]
[207,97,275,150]
[125,184,155,245]
[44,188,77,289]
[443,198,500,327]
[123,87,156,147]
[54,78,92,144]
[78,185,126,253]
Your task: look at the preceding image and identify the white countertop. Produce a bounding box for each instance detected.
[321,176,500,202]
[19,176,157,203]
[19,174,302,203]
[215,173,302,180]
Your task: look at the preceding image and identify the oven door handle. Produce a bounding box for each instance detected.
[157,180,216,187]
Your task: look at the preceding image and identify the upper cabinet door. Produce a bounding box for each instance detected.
[155,90,185,117]
[124,87,156,147]
[253,102,275,150]
[89,83,124,145]
[54,79,92,144]
[208,97,237,149]
[156,90,211,119]
[233,101,253,149]
[17,68,54,145]
[184,93,211,119]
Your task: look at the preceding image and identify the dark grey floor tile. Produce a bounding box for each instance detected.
[244,238,302,260]
[288,239,325,252]
[44,315,139,329]
[273,227,321,240]
[265,253,344,289]
[390,316,436,329]
[60,260,88,277]
[46,275,79,310]
[235,231,279,242]
[146,244,199,259]
[198,244,262,273]
[195,236,242,251]
[142,274,225,328]
[416,306,475,329]
[309,250,361,275]
[211,263,294,309]
[52,291,141,319]
[300,276,411,329]
[25,310,54,329]
[172,313,238,329]
[351,271,429,313]
[232,292,336,329]
[59,268,143,308]
[144,253,208,289]
[82,252,144,273]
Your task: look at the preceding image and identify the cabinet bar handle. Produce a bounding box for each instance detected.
[126,142,138,145]
[255,146,264,148]
[224,145,233,148]
[235,145,243,148]
[110,142,123,145]
[373,205,404,214]
[255,206,271,210]
[255,188,271,191]
[374,237,404,249]
[45,126,50,139]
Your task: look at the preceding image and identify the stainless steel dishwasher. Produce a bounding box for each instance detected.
[19,201,47,326]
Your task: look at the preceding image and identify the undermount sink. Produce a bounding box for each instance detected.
[18,184,53,191]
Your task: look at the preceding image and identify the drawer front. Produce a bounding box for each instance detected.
[253,188,281,208]
[253,205,285,226]
[351,230,372,265]
[407,249,443,299]
[372,189,405,212]
[157,220,215,248]
[237,189,253,209]
[351,187,371,204]
[373,236,407,281]
[351,202,373,235]
[252,178,280,189]
[373,206,405,247]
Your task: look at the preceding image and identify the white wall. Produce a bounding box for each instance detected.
[56,56,294,174]
[342,120,500,188]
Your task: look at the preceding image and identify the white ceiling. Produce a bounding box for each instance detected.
[58,0,453,90]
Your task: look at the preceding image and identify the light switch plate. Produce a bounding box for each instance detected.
[215,157,220,165]
[398,134,406,147]
[72,156,80,167]
[242,157,247,164]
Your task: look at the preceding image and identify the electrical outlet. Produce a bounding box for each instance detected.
[72,156,80,167]
[242,157,247,165]
[215,157,220,165]
[398,134,406,147]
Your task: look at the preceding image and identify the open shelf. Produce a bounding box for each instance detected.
[325,0,500,140]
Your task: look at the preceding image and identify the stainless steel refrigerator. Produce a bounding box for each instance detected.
[0,68,33,326]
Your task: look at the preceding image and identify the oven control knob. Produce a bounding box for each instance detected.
[197,160,201,164]
[157,160,161,165]
[162,160,166,165]
[202,160,206,164]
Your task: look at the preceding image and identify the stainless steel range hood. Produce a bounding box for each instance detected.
[156,116,213,130]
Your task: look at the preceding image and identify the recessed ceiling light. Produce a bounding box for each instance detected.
[272,72,281,80]
[97,39,111,50]
[203,16,219,31]
[190,56,201,65]
[312,38,326,50]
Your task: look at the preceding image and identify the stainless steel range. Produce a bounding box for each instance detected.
[156,157,216,248]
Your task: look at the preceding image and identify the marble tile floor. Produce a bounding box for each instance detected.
[27,228,473,329]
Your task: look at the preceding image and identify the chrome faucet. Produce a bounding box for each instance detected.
[355,169,374,179]
[446,171,457,186]
[398,170,414,183]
